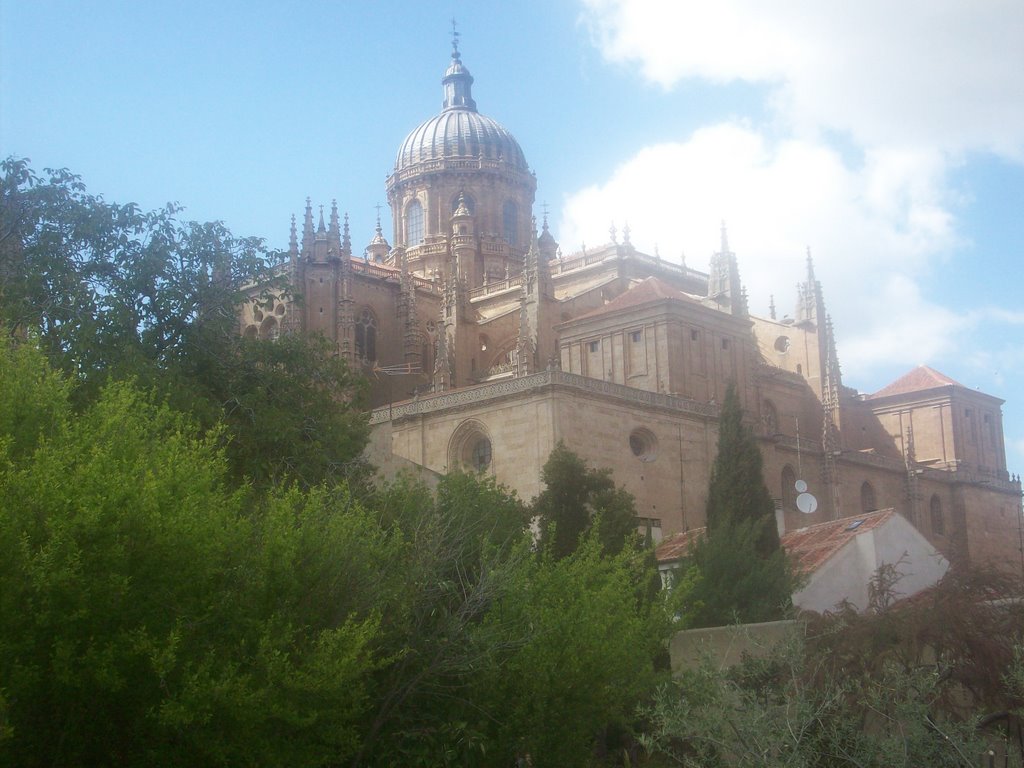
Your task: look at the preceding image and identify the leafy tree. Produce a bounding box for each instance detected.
[353,472,531,766]
[644,566,1024,766]
[685,382,795,627]
[0,158,368,488]
[0,342,388,766]
[641,633,991,767]
[189,332,370,488]
[535,441,639,558]
[470,532,669,768]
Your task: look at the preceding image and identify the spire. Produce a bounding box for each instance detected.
[370,209,387,244]
[708,220,747,317]
[301,197,314,256]
[329,199,340,241]
[769,294,777,320]
[317,205,326,235]
[442,20,477,112]
[342,213,352,257]
[288,214,298,259]
[367,206,391,262]
[821,312,843,518]
[797,246,824,325]
[538,208,557,256]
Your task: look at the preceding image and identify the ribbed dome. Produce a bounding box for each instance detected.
[394,44,528,174]
[395,109,528,172]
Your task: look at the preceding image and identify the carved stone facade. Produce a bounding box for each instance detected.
[243,43,1023,573]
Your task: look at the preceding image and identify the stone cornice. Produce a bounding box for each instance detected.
[370,370,718,424]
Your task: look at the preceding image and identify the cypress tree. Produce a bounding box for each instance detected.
[705,382,781,555]
[689,381,793,626]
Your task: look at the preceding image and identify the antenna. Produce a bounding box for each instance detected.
[793,416,818,513]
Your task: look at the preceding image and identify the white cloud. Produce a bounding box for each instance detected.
[571,0,1024,471]
[580,0,1024,159]
[558,122,964,370]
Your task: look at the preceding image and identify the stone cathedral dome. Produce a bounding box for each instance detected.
[393,45,528,174]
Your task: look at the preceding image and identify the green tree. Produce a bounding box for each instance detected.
[686,382,795,627]
[470,532,669,768]
[0,158,369,488]
[353,472,531,766]
[534,441,639,559]
[705,383,779,553]
[0,342,388,766]
[641,633,991,767]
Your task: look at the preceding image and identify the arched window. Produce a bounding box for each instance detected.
[470,437,492,471]
[355,308,377,362]
[503,201,518,246]
[449,419,493,473]
[259,316,279,341]
[781,465,797,511]
[930,495,945,536]
[406,200,424,245]
[860,481,877,513]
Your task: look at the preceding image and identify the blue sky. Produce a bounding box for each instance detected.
[2,0,1022,474]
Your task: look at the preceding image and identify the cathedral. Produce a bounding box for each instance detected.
[239,41,1022,571]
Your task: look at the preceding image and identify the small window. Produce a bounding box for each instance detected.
[406,200,424,245]
[721,338,730,350]
[259,316,280,341]
[690,329,699,342]
[930,495,945,536]
[630,330,642,343]
[774,336,791,353]
[629,428,658,462]
[860,481,877,513]
[764,400,779,435]
[503,200,518,246]
[588,340,599,353]
[355,308,378,362]
[470,437,492,471]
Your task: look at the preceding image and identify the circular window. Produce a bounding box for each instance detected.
[774,336,791,353]
[629,428,658,462]
[449,419,493,473]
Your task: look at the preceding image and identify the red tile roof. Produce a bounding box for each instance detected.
[870,366,966,399]
[572,276,699,322]
[655,527,706,562]
[781,509,895,573]
[655,509,897,576]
